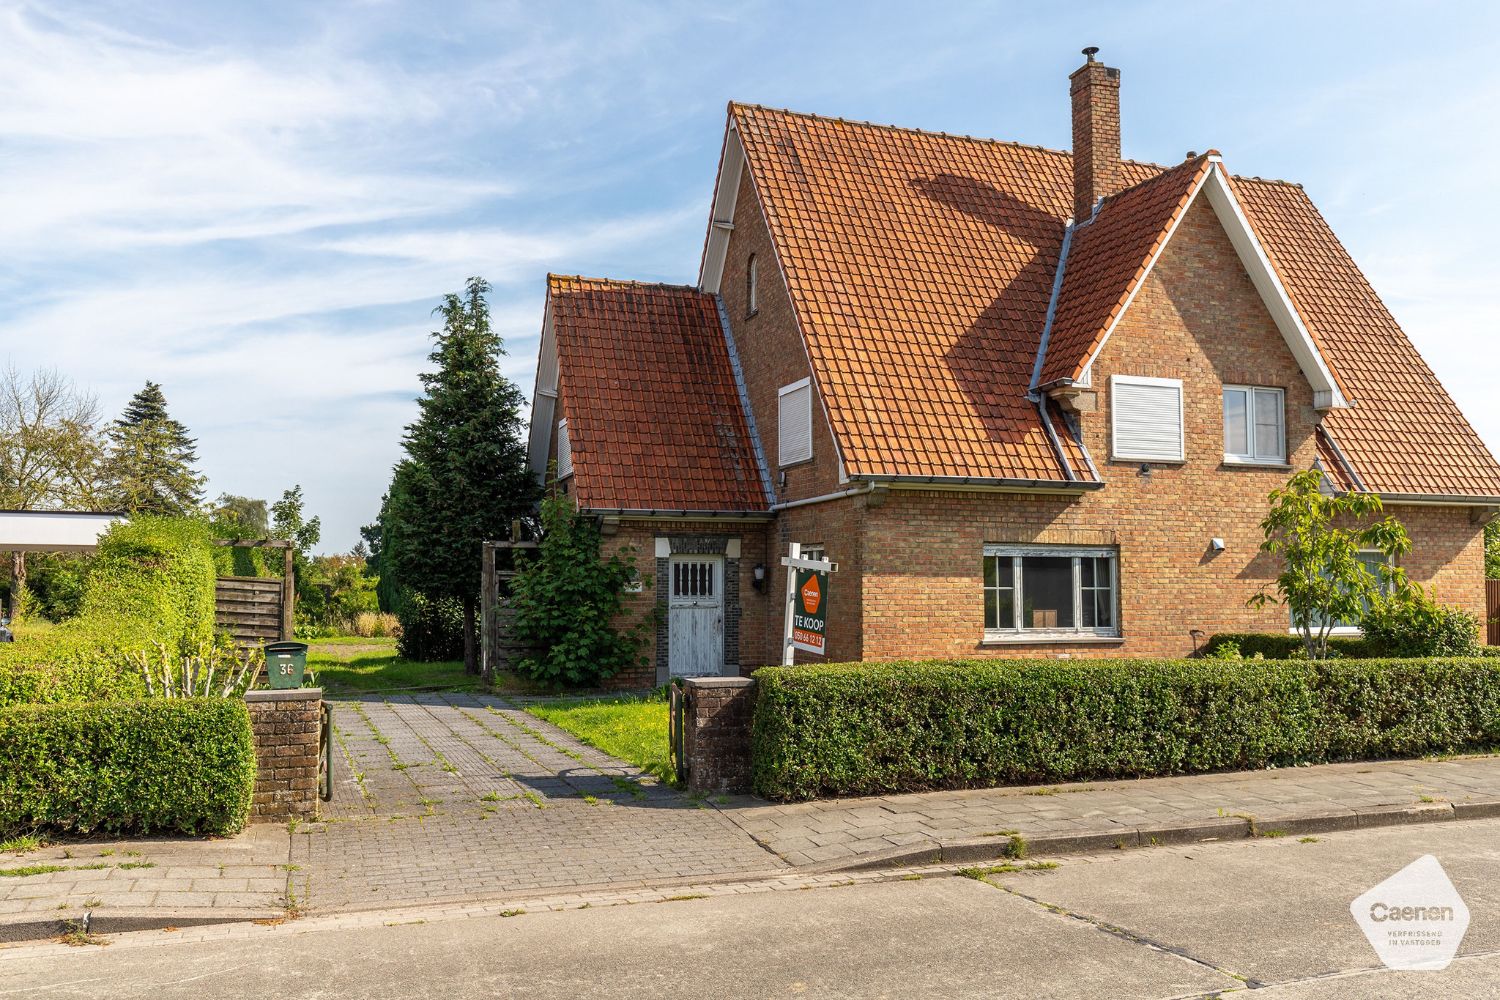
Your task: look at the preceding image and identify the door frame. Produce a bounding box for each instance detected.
[666,553,725,677]
[654,535,742,685]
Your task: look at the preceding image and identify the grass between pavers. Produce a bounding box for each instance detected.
[525,694,675,787]
[308,640,552,697]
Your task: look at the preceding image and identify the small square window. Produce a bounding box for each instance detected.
[1111,375,1184,462]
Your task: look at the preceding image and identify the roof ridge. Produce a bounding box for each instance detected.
[731,103,1309,190]
[548,273,705,293]
[730,101,1076,160]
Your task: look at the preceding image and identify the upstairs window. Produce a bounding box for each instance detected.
[778,378,813,466]
[746,254,759,316]
[556,418,572,479]
[1111,375,1184,462]
[983,545,1119,639]
[1223,386,1285,464]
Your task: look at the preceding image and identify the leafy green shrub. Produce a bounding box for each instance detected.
[750,657,1500,801]
[1202,632,1372,659]
[508,495,650,686]
[1360,591,1481,658]
[0,698,255,836]
[0,517,217,708]
[395,591,464,662]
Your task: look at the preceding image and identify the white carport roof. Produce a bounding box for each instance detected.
[0,511,123,553]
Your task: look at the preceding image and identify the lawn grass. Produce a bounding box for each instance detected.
[526,694,675,786]
[307,641,553,696]
[308,641,482,695]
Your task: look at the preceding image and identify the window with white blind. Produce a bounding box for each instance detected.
[778,378,813,466]
[556,418,573,479]
[1111,375,1184,462]
[983,545,1120,640]
[1223,385,1285,464]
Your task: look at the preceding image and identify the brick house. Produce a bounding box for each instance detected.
[526,51,1500,687]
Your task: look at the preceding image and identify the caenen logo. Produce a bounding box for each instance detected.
[800,574,822,614]
[1351,855,1469,971]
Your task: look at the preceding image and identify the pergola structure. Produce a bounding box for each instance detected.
[0,510,123,553]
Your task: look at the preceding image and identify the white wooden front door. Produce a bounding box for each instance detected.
[667,555,725,676]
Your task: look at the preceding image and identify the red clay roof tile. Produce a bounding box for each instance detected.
[546,276,769,512]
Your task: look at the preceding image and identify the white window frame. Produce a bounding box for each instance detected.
[777,377,813,467]
[1110,374,1185,463]
[1223,385,1286,465]
[982,544,1120,642]
[555,418,573,479]
[1289,549,1391,637]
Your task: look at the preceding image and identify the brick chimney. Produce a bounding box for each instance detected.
[1070,47,1121,220]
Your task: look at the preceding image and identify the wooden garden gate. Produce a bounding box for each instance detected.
[480,524,538,680]
[213,539,294,646]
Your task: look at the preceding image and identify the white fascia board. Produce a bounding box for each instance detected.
[1078,160,1346,409]
[526,306,559,483]
[697,123,745,295]
[0,511,122,552]
[1199,162,1346,408]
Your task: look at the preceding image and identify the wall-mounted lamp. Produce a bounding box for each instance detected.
[1137,463,1152,479]
[1209,537,1226,553]
[752,563,767,593]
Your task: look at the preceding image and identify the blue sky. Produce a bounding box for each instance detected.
[3,1,1498,550]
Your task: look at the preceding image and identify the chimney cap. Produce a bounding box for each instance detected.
[1082,46,1100,62]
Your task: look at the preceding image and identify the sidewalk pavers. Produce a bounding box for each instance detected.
[712,755,1500,869]
[7,688,1500,945]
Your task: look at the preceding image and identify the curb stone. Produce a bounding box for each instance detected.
[806,799,1500,874]
[0,908,280,945]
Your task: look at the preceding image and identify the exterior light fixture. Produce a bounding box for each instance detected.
[752,563,767,592]
[1210,538,1226,552]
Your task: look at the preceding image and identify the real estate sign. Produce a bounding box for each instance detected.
[791,565,828,655]
[781,543,834,662]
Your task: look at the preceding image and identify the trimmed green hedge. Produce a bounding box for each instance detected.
[0,698,255,836]
[0,517,217,708]
[750,658,1500,801]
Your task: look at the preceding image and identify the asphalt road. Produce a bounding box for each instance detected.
[6,817,1500,998]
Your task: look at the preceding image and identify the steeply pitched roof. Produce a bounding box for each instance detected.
[1233,181,1500,498]
[545,276,770,512]
[727,104,1095,483]
[1037,155,1211,388]
[722,104,1500,498]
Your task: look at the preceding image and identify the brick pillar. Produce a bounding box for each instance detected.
[245,688,322,822]
[684,677,756,794]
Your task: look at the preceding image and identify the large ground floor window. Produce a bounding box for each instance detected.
[983,545,1119,641]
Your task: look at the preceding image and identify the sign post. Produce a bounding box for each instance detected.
[781,542,836,664]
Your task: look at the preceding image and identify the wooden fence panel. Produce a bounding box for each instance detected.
[216,576,287,645]
[1488,580,1500,647]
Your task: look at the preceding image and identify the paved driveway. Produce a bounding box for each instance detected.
[303,692,784,910]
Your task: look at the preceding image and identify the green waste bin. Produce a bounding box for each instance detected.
[264,641,309,690]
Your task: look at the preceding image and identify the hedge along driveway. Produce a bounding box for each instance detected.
[750,658,1500,801]
[0,698,256,837]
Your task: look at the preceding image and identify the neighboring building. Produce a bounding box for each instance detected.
[527,50,1500,687]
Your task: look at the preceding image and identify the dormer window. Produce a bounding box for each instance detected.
[746,254,759,317]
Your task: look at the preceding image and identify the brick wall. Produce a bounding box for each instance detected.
[683,676,756,794]
[245,689,321,822]
[601,518,776,686]
[855,199,1486,660]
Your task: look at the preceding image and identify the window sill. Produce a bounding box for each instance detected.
[1222,459,1292,470]
[981,634,1125,646]
[1109,456,1186,466]
[1287,627,1364,637]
